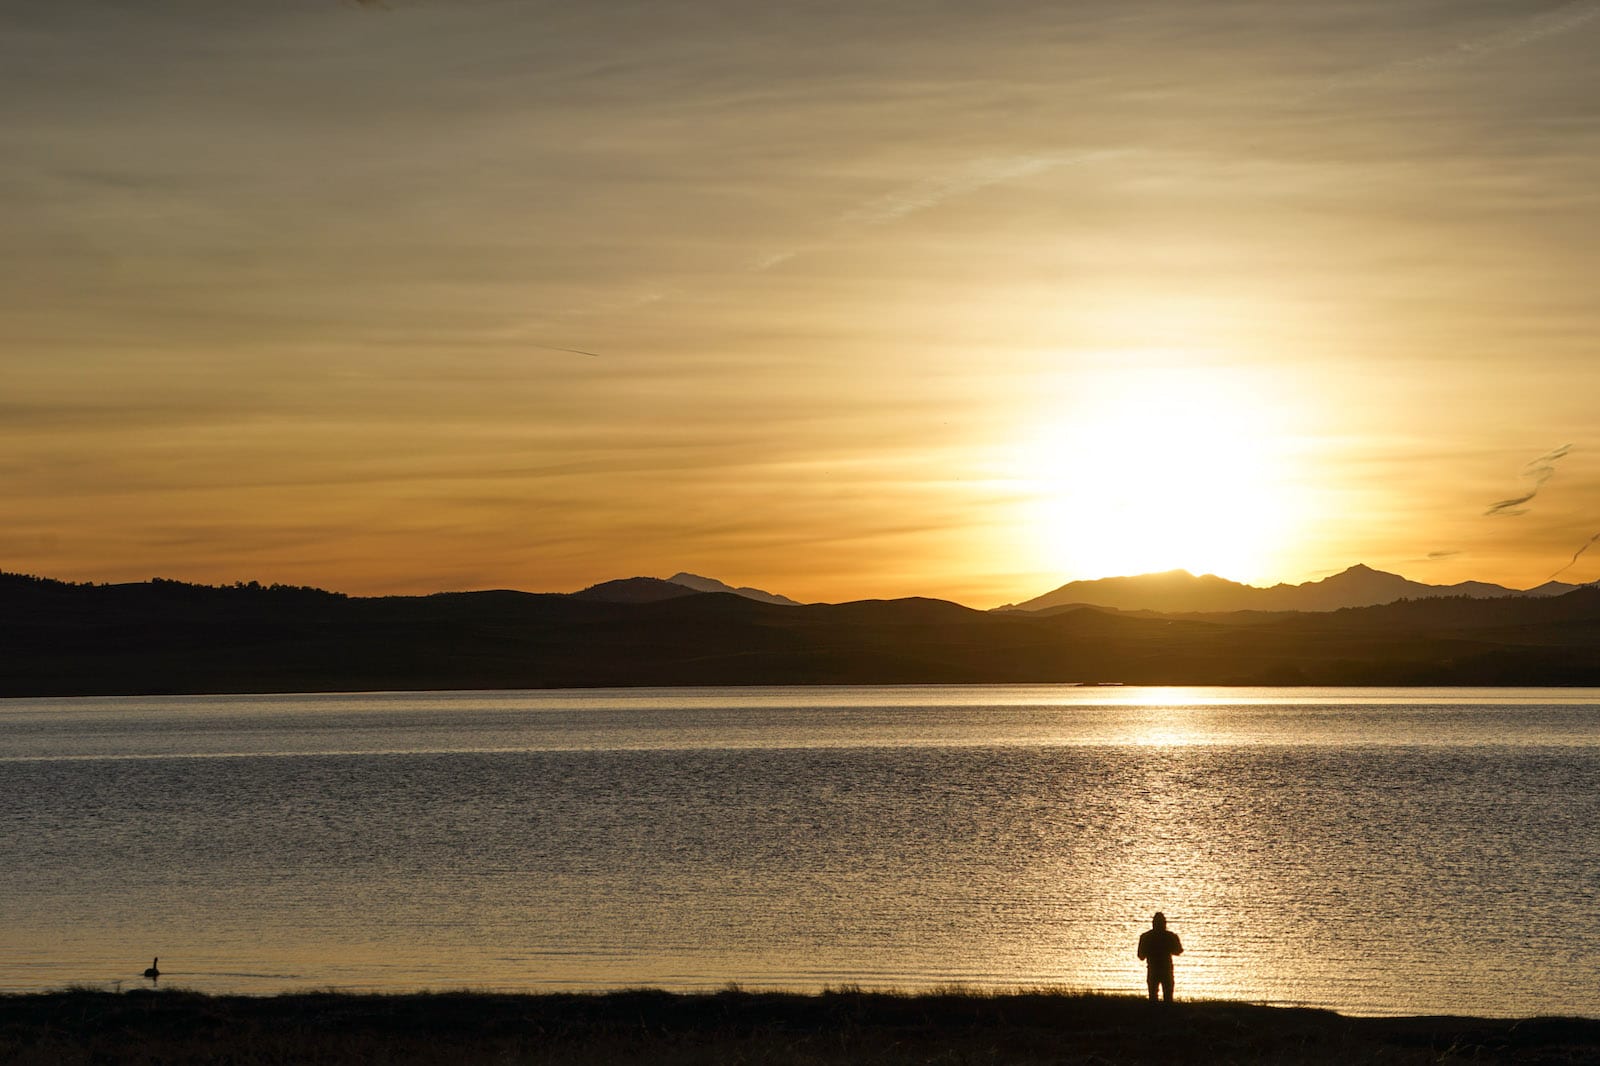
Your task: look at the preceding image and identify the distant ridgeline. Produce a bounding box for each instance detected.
[996,564,1594,614]
[3,569,1600,696]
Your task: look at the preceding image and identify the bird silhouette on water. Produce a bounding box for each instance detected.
[142,958,160,982]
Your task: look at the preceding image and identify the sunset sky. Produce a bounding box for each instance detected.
[5,1,1599,606]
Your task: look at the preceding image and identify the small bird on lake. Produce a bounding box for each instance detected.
[143,957,160,981]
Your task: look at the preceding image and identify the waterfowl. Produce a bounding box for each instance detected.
[143,957,160,980]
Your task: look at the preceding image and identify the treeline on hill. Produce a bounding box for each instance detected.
[2,570,1599,696]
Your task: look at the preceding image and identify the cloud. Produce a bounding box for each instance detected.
[1485,444,1573,516]
[531,343,601,358]
[1546,530,1600,583]
[1304,1,1600,101]
[749,250,797,272]
[837,153,1097,228]
[1426,549,1462,559]
[1480,444,1597,583]
[753,149,1121,273]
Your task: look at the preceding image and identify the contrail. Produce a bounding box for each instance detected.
[1545,530,1600,583]
[1485,444,1572,516]
[532,343,601,358]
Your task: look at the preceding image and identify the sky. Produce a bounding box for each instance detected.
[4,0,1599,606]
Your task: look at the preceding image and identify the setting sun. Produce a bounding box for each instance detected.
[1008,361,1313,584]
[5,1,1598,606]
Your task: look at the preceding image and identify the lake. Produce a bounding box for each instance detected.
[3,686,1598,1017]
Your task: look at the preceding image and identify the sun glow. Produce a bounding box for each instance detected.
[1007,362,1312,584]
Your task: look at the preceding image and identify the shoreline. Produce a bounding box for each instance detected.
[4,987,1598,1065]
[9,680,1600,698]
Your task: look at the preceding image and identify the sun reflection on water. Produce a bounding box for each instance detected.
[1120,697,1211,747]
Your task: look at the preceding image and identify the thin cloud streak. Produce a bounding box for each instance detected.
[753,149,1122,273]
[1546,530,1600,583]
[739,3,1600,289]
[1485,444,1573,517]
[531,343,602,358]
[837,153,1107,228]
[1303,0,1600,101]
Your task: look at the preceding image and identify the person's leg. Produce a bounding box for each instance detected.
[1161,972,1174,1003]
[1147,971,1159,1001]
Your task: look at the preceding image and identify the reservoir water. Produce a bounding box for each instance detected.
[3,686,1598,1017]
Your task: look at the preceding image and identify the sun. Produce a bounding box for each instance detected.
[1005,362,1312,584]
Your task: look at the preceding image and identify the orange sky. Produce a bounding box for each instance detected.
[4,2,1599,606]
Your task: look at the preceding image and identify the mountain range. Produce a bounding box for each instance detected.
[4,566,1599,695]
[999,564,1590,614]
[575,564,1591,616]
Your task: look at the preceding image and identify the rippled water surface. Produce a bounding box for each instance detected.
[4,686,1599,1017]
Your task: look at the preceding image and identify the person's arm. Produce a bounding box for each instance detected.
[1137,932,1148,960]
[1170,934,1183,956]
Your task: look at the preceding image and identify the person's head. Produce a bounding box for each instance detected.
[1151,912,1166,929]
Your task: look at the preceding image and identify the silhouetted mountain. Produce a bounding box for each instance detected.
[4,569,1599,694]
[1529,579,1585,596]
[666,572,803,606]
[570,577,701,603]
[1002,570,1253,613]
[1006,564,1587,614]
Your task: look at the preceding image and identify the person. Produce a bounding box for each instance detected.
[1136,912,1183,1002]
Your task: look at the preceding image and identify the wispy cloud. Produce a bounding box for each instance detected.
[1546,530,1600,583]
[1485,444,1573,517]
[1481,444,1598,583]
[836,153,1101,228]
[753,149,1121,273]
[530,343,601,358]
[748,2,1600,277]
[1304,1,1600,101]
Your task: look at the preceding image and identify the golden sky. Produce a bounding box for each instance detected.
[4,1,1599,606]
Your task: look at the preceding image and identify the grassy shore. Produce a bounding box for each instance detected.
[3,987,1597,1065]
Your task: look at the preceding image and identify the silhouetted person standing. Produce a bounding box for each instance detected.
[1137,912,1182,1002]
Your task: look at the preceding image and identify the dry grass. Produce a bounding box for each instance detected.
[2,986,1597,1065]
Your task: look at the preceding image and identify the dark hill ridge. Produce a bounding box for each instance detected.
[571,576,702,603]
[573,573,802,605]
[3,570,1599,694]
[1005,563,1592,614]
[666,572,805,606]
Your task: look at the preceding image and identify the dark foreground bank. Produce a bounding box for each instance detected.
[3,988,1598,1065]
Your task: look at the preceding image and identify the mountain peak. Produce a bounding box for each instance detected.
[570,577,700,604]
[1008,569,1253,613]
[665,573,803,606]
[1318,564,1409,586]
